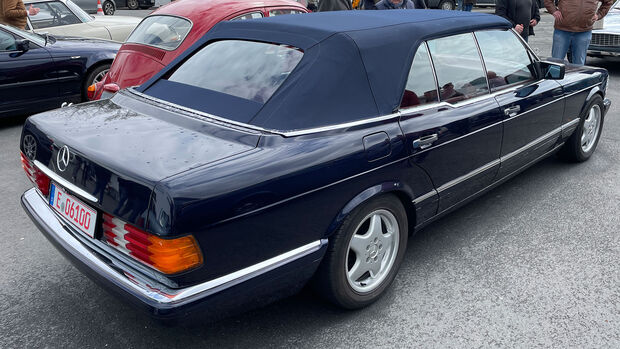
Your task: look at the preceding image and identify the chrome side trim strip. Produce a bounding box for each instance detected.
[34,160,99,203]
[170,240,324,304]
[501,125,562,162]
[126,81,598,138]
[413,190,437,204]
[22,188,324,305]
[563,117,580,129]
[437,159,501,193]
[282,112,401,137]
[433,118,578,193]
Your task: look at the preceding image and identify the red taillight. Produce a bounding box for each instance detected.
[21,152,51,196]
[102,213,203,274]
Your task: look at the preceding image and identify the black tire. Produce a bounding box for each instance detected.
[102,0,115,15]
[558,94,605,162]
[311,195,408,309]
[127,0,139,10]
[83,64,110,101]
[438,0,455,10]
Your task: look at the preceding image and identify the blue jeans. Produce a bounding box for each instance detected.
[457,0,463,10]
[463,4,472,11]
[551,29,592,65]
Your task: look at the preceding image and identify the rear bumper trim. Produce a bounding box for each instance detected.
[21,188,325,309]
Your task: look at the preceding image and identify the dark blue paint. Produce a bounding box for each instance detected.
[0,27,119,118]
[19,15,611,318]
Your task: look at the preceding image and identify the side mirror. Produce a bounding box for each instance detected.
[15,39,30,52]
[537,61,565,80]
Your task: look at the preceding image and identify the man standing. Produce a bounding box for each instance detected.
[496,0,541,42]
[545,0,614,65]
[0,0,38,29]
[374,0,426,9]
[318,0,353,11]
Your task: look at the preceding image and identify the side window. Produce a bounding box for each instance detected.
[427,33,489,104]
[400,43,438,109]
[269,9,304,16]
[0,31,16,51]
[475,30,535,91]
[230,12,263,20]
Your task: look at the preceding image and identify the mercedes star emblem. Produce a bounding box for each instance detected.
[57,145,71,172]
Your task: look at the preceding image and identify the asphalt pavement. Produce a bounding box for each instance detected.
[0,9,618,348]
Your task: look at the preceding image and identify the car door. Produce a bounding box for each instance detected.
[0,28,59,116]
[399,34,504,215]
[475,29,564,179]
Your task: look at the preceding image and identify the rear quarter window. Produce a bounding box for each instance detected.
[127,15,192,51]
[167,40,303,104]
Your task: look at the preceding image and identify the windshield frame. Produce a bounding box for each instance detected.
[64,0,93,23]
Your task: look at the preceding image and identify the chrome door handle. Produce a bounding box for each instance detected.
[504,105,521,117]
[412,134,438,150]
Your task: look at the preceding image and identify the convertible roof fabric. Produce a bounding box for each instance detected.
[139,10,512,131]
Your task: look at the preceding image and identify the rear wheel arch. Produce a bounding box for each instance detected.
[324,182,417,239]
[81,60,113,100]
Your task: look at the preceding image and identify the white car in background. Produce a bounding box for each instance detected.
[25,0,140,42]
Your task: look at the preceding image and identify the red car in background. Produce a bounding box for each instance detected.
[89,0,308,100]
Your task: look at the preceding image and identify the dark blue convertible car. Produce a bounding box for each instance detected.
[20,10,611,319]
[0,24,118,118]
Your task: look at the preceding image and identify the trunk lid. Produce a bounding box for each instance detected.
[22,91,261,228]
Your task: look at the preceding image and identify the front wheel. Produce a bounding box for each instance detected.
[558,95,605,162]
[312,195,408,309]
[102,0,115,15]
[127,0,139,10]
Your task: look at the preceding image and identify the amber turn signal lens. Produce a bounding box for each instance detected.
[147,235,203,274]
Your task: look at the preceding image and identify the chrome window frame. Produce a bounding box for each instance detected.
[399,41,441,112]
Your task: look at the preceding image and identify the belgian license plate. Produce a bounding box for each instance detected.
[49,183,97,238]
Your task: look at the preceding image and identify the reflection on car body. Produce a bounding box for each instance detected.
[20,10,611,320]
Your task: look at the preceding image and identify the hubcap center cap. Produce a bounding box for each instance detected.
[368,244,378,258]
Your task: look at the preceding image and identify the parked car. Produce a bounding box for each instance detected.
[117,0,155,10]
[0,24,118,118]
[21,10,610,319]
[474,0,543,7]
[25,0,141,42]
[90,0,308,100]
[588,0,620,58]
[72,0,116,15]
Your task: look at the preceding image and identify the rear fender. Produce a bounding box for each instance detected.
[324,182,415,238]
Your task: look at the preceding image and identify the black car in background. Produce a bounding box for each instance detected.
[0,24,119,118]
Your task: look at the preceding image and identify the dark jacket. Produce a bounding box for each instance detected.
[544,0,614,32]
[374,0,426,9]
[495,0,541,36]
[318,0,352,11]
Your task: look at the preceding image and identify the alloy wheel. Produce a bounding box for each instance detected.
[581,104,601,153]
[345,209,400,293]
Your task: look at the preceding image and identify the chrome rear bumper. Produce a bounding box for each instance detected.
[21,188,326,318]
